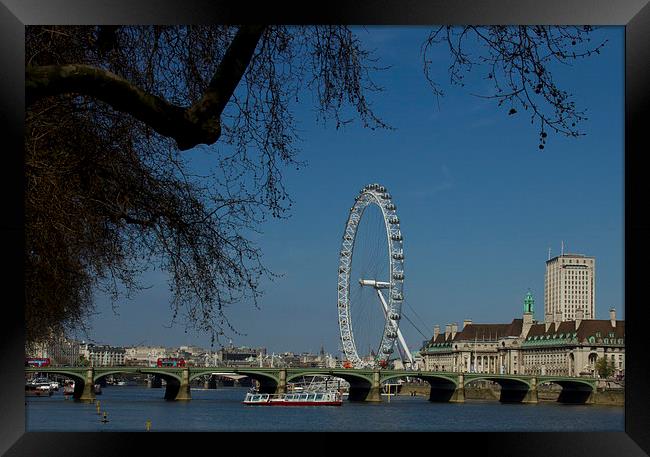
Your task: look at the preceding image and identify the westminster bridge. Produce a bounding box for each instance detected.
[25,366,599,404]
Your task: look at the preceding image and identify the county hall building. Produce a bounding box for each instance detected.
[420,253,625,378]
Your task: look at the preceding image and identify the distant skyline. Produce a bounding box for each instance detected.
[85,26,624,355]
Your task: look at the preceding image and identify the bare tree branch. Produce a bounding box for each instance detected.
[26,25,266,151]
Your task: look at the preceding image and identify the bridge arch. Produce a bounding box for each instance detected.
[33,369,86,384]
[32,369,88,399]
[464,376,535,403]
[537,377,596,404]
[286,370,376,401]
[93,369,186,400]
[417,374,461,402]
[189,370,253,389]
[231,370,281,394]
[93,369,182,384]
[188,371,242,382]
[464,376,532,389]
[381,372,458,386]
[286,370,374,385]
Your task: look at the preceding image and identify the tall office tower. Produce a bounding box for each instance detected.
[544,252,595,323]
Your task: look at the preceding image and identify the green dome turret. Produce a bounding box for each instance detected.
[524,291,535,314]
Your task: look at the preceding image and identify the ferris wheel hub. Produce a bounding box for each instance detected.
[358,279,390,289]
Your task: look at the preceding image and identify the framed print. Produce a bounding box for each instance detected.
[1,0,648,454]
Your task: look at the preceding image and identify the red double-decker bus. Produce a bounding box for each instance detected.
[156,358,186,368]
[25,357,51,368]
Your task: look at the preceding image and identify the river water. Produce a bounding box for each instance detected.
[26,386,624,432]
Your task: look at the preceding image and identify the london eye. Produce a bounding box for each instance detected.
[336,183,414,369]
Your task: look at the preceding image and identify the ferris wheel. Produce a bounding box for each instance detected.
[336,183,414,369]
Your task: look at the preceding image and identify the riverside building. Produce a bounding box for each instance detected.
[124,346,169,366]
[27,334,81,366]
[420,293,624,378]
[520,308,624,377]
[80,343,126,367]
[545,252,595,322]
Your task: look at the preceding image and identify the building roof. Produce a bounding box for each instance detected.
[424,319,523,347]
[524,319,624,343]
[423,316,625,351]
[453,319,523,342]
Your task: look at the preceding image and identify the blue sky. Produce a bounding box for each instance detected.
[86,26,624,355]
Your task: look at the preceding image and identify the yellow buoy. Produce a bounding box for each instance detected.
[145,419,152,432]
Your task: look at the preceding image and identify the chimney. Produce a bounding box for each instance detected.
[544,312,553,331]
[451,323,458,338]
[522,312,534,338]
[575,309,583,328]
[444,324,452,340]
[609,308,616,327]
[463,319,472,329]
[433,325,440,340]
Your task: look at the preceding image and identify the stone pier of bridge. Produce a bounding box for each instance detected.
[174,368,191,401]
[76,368,96,403]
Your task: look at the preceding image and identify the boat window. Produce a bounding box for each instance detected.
[315,393,323,400]
[300,394,308,400]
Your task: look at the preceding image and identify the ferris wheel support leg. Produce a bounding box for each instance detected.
[376,289,415,367]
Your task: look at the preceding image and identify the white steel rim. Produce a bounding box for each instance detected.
[337,183,404,368]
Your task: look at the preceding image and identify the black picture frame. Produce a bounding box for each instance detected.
[1,0,648,453]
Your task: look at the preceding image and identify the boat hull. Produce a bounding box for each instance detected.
[25,390,53,397]
[243,401,341,406]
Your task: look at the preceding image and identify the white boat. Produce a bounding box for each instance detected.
[25,384,53,397]
[27,378,54,392]
[243,391,342,406]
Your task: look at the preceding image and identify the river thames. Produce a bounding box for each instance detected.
[26,386,624,432]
